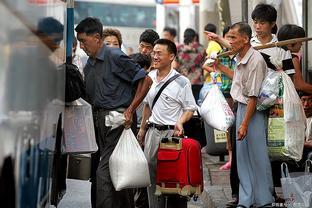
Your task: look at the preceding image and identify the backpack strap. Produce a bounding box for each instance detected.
[151,74,180,110]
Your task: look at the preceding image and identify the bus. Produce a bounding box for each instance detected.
[74,0,157,54]
[0,0,68,207]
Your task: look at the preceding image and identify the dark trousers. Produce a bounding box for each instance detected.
[230,103,239,198]
[92,110,135,208]
[158,195,187,208]
[134,187,149,208]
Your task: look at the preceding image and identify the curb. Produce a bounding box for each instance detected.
[201,154,231,208]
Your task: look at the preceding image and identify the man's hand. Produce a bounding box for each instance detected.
[174,122,184,137]
[137,128,146,147]
[123,108,133,129]
[237,124,247,140]
[204,31,220,41]
[304,140,312,148]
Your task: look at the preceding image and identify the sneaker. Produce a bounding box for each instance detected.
[219,161,231,170]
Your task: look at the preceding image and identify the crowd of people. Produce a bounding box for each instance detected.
[72,3,312,208]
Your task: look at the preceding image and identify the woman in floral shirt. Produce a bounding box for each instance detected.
[173,28,205,85]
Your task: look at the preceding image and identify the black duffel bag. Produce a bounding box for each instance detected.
[65,63,85,102]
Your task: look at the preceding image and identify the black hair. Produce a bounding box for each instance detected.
[222,25,231,37]
[299,91,312,98]
[163,27,177,37]
[277,24,306,41]
[230,22,252,40]
[75,17,103,38]
[154,38,177,56]
[277,24,306,50]
[183,28,196,45]
[38,17,63,36]
[129,53,151,69]
[37,17,64,44]
[204,23,217,33]
[251,3,277,23]
[271,25,278,34]
[139,29,159,46]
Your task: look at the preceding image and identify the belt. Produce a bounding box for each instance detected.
[92,107,126,113]
[147,122,175,131]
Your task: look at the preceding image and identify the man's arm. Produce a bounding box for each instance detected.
[203,61,234,79]
[204,31,231,49]
[174,111,194,137]
[304,140,312,148]
[124,76,152,128]
[237,96,257,140]
[293,56,312,94]
[137,103,152,145]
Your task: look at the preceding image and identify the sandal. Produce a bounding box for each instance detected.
[226,197,238,207]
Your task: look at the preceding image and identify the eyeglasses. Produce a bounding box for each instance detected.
[150,51,164,58]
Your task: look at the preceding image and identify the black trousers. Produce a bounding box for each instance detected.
[230,103,239,198]
[91,110,136,208]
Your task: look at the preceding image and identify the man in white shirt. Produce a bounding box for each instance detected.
[137,39,197,208]
[250,3,295,76]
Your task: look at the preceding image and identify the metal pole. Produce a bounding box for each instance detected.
[241,0,248,22]
[302,0,308,81]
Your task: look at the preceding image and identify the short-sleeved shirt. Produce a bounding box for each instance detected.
[216,50,236,94]
[144,69,197,125]
[84,45,146,109]
[206,40,222,57]
[250,35,295,75]
[204,41,223,83]
[230,47,267,104]
[175,42,205,85]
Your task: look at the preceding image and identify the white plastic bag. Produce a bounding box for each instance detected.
[199,84,235,131]
[281,72,306,161]
[268,72,306,161]
[257,70,281,111]
[280,160,312,208]
[63,99,98,154]
[109,128,150,191]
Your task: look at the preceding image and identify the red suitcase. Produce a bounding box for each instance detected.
[155,137,203,198]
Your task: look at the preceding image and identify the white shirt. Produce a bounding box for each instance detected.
[250,34,295,75]
[144,69,197,125]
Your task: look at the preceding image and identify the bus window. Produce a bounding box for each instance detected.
[74,1,156,28]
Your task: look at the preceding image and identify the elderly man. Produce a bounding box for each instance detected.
[217,22,274,208]
[75,17,152,208]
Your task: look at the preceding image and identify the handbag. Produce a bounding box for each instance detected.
[63,98,98,154]
[280,160,312,208]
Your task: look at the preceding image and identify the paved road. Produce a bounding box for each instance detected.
[58,179,203,208]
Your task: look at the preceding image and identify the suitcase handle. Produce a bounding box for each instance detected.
[161,137,181,144]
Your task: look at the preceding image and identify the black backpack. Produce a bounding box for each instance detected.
[65,63,85,102]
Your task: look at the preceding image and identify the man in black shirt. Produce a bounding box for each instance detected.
[75,17,152,208]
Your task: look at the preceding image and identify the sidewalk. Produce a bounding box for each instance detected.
[200,153,232,208]
[200,153,285,208]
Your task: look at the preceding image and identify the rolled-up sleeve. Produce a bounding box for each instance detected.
[132,68,147,84]
[111,50,146,83]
